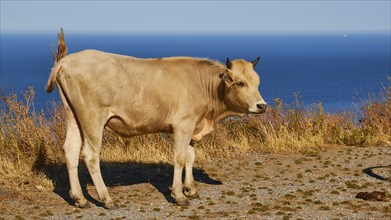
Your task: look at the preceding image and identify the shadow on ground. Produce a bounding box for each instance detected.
[363,165,391,181]
[37,160,222,208]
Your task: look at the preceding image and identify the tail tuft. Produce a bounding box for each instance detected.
[50,28,68,63]
[46,28,67,93]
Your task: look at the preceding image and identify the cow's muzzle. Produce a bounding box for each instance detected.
[256,103,267,114]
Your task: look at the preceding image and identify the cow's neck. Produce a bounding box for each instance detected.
[201,66,246,124]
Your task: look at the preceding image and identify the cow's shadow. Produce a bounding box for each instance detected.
[40,160,222,208]
[362,165,391,181]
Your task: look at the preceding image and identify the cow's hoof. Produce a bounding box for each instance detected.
[175,198,190,206]
[104,202,119,210]
[184,189,199,199]
[76,200,91,209]
[188,192,200,199]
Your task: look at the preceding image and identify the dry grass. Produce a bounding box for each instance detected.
[0,80,390,188]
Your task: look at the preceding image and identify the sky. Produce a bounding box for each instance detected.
[1,0,390,34]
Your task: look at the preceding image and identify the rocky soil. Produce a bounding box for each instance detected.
[1,145,390,219]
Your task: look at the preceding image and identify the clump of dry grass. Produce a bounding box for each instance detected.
[360,79,391,145]
[0,87,63,189]
[0,80,390,188]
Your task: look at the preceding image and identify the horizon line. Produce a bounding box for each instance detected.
[1,30,390,35]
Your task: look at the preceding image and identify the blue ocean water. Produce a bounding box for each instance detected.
[1,33,390,113]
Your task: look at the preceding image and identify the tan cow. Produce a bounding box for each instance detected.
[46,29,267,209]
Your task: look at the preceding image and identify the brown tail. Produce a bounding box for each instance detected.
[46,28,67,93]
[51,28,67,63]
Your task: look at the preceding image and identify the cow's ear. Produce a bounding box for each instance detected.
[251,56,260,67]
[223,70,235,87]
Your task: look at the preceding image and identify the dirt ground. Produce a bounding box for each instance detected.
[1,145,390,219]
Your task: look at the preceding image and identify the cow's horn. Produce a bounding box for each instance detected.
[251,56,260,67]
[226,57,232,69]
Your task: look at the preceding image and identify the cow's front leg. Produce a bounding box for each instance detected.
[171,126,194,206]
[184,140,199,198]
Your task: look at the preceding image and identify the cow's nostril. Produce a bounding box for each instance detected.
[257,104,267,112]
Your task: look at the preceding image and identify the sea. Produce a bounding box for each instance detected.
[1,33,390,113]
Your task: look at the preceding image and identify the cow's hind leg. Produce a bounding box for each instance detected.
[62,100,90,208]
[184,141,199,198]
[171,125,194,206]
[81,124,118,210]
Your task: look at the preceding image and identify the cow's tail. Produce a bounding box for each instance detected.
[45,28,68,93]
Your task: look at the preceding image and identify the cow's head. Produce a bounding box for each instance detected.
[222,57,267,114]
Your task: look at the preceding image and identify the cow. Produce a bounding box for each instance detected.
[46,29,267,209]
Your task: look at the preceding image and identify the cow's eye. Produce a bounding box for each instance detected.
[235,82,245,88]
